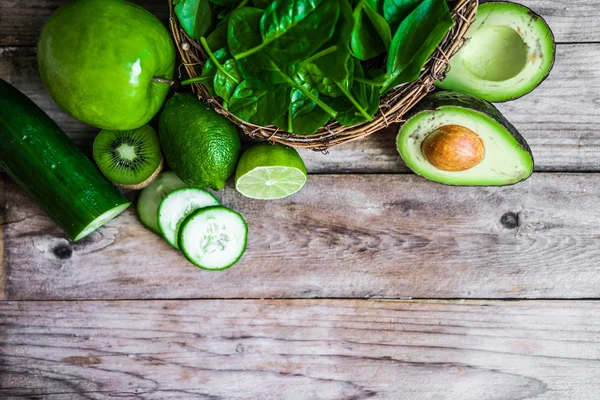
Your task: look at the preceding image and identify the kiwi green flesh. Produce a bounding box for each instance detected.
[93,125,163,186]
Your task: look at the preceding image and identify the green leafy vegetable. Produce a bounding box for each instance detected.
[229,81,290,125]
[327,60,379,125]
[383,0,423,26]
[228,7,337,118]
[350,0,392,60]
[276,86,332,135]
[252,0,271,8]
[235,0,340,64]
[179,0,455,134]
[175,0,213,39]
[210,0,235,5]
[314,0,355,83]
[382,0,453,93]
[206,24,228,51]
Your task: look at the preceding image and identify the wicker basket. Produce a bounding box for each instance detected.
[169,0,478,151]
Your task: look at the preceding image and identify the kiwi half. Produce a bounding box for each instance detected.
[93,125,163,190]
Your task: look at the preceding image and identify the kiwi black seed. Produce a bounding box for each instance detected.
[93,125,163,190]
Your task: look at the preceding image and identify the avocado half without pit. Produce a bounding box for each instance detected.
[436,2,555,102]
[397,91,534,186]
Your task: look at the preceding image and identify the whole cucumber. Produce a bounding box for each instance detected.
[0,78,131,241]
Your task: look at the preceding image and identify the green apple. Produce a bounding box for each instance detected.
[38,0,176,130]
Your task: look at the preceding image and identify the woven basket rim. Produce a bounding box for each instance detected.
[169,0,478,150]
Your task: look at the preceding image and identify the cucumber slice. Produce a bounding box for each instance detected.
[137,171,188,234]
[158,188,220,248]
[179,206,248,270]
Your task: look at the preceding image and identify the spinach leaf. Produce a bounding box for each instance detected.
[234,0,340,65]
[326,60,379,126]
[210,0,235,5]
[275,89,331,134]
[350,0,392,61]
[313,0,354,83]
[215,59,243,102]
[366,0,383,13]
[175,0,213,39]
[298,63,346,99]
[181,47,232,93]
[206,24,228,51]
[382,0,453,93]
[228,7,290,88]
[383,0,423,26]
[228,81,290,126]
[275,80,331,135]
[252,0,271,8]
[228,7,338,118]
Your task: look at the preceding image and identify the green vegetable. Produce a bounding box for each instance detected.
[275,81,332,134]
[137,171,188,234]
[206,24,228,50]
[228,7,338,119]
[158,188,220,249]
[313,0,355,83]
[383,0,423,26]
[229,81,290,125]
[382,0,453,93]
[0,78,131,241]
[179,206,248,270]
[187,0,454,133]
[235,0,340,64]
[210,0,235,5]
[327,60,379,126]
[175,0,213,39]
[350,0,392,60]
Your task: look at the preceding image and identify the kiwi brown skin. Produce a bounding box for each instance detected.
[113,156,164,190]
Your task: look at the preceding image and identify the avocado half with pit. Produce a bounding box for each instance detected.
[397,91,533,186]
[436,2,555,102]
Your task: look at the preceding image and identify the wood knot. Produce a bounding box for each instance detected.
[52,243,73,260]
[500,212,520,229]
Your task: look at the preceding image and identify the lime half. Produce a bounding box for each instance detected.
[235,143,307,200]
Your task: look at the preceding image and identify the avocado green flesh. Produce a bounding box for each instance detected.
[437,2,555,102]
[398,106,533,186]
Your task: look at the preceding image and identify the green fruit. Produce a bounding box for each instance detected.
[37,0,176,130]
[235,143,307,200]
[93,125,163,189]
[159,93,241,190]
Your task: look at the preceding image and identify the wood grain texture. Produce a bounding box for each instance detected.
[0,0,594,47]
[2,173,600,300]
[1,299,600,399]
[1,43,599,173]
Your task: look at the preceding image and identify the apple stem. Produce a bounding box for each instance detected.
[152,77,175,86]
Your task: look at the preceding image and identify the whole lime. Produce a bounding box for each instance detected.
[37,0,175,130]
[159,93,241,190]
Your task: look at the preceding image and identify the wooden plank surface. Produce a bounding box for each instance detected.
[0,0,594,47]
[1,43,599,173]
[3,173,600,300]
[2,299,600,399]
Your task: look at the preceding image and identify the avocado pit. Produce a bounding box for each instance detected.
[421,125,485,172]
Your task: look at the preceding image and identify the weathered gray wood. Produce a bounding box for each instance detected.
[0,0,593,46]
[3,173,600,300]
[1,299,600,399]
[0,0,170,47]
[1,43,599,173]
